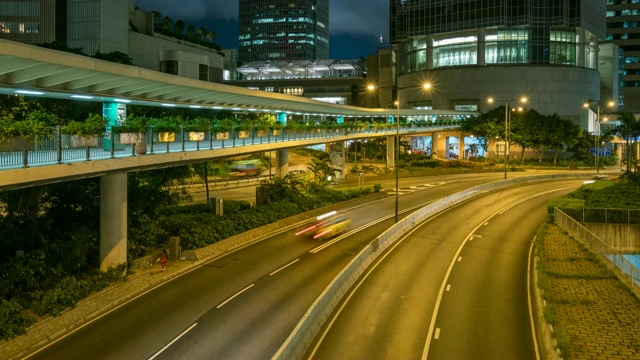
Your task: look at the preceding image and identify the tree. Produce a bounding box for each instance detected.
[608,111,640,172]
[35,41,85,55]
[197,26,207,40]
[159,16,172,31]
[93,51,135,66]
[186,25,196,39]
[459,106,504,157]
[545,114,582,164]
[173,20,186,35]
[510,108,542,161]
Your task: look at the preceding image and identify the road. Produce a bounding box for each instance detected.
[306,179,582,360]
[27,175,503,359]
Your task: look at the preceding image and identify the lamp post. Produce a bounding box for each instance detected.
[488,97,527,179]
[583,100,615,173]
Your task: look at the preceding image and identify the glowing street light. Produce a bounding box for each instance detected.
[488,96,528,179]
[583,100,616,173]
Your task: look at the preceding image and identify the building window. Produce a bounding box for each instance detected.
[433,35,478,68]
[160,61,178,75]
[283,87,304,96]
[199,64,208,81]
[486,29,529,64]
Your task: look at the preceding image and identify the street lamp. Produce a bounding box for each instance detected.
[488,97,527,179]
[393,82,431,222]
[583,100,616,173]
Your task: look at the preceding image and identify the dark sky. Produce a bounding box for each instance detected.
[133,0,390,60]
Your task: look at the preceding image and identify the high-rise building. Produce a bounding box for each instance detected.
[0,0,128,55]
[606,1,640,113]
[389,0,609,128]
[0,0,235,82]
[238,0,329,62]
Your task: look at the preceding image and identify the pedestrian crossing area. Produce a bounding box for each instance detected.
[386,182,446,195]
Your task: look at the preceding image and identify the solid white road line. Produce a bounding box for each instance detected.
[528,236,542,360]
[216,284,255,309]
[148,323,198,360]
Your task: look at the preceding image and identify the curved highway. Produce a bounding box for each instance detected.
[27,174,503,359]
[306,179,582,360]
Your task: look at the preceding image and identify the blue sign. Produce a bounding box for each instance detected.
[590,147,611,156]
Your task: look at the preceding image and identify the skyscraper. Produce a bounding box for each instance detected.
[606,1,640,113]
[389,0,608,127]
[238,0,329,62]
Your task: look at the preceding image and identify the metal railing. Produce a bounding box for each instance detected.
[555,208,640,295]
[0,123,460,170]
[559,207,640,224]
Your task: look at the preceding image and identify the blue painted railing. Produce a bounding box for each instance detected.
[0,124,460,170]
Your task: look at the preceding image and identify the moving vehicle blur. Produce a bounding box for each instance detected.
[230,159,263,177]
[295,211,352,240]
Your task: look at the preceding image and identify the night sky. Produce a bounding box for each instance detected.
[133,0,390,60]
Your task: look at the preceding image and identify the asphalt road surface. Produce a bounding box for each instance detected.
[306,179,582,360]
[26,174,574,360]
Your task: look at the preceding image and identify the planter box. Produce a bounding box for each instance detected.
[69,135,98,148]
[257,130,267,137]
[188,132,205,141]
[0,136,35,151]
[238,130,250,139]
[119,132,144,144]
[215,132,229,140]
[158,132,176,143]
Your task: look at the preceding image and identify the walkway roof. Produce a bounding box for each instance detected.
[0,39,476,118]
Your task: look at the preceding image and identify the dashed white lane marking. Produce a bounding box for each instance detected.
[216,284,255,309]
[434,328,441,340]
[148,323,198,360]
[385,182,444,195]
[269,259,299,276]
[445,284,451,292]
[457,256,462,262]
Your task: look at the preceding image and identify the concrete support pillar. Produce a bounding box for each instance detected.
[576,29,585,68]
[616,143,623,166]
[275,149,288,178]
[459,133,466,160]
[386,135,396,169]
[430,133,439,157]
[426,35,434,70]
[100,173,127,272]
[477,28,485,66]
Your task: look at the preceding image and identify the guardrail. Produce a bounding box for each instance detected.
[555,208,640,295]
[559,207,640,224]
[272,173,598,360]
[0,124,460,170]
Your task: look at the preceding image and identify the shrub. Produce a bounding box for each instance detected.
[0,299,35,339]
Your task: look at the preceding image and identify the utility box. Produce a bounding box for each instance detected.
[211,197,223,216]
[168,236,180,260]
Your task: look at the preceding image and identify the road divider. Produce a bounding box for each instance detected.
[272,173,599,360]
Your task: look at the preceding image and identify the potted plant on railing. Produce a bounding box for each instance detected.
[150,116,181,142]
[0,110,54,151]
[62,113,107,148]
[112,116,148,144]
[212,119,232,140]
[254,121,270,137]
[182,117,210,141]
[112,115,149,153]
[270,122,284,136]
[234,122,251,139]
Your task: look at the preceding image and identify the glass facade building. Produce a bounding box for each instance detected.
[606,0,640,112]
[390,0,606,75]
[388,0,608,129]
[238,0,329,62]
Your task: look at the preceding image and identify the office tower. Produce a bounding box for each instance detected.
[238,0,329,62]
[0,0,128,55]
[606,1,640,113]
[389,0,608,127]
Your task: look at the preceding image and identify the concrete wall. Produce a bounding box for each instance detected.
[583,223,640,253]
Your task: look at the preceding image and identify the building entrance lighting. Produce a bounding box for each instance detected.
[583,100,616,173]
[487,96,528,179]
